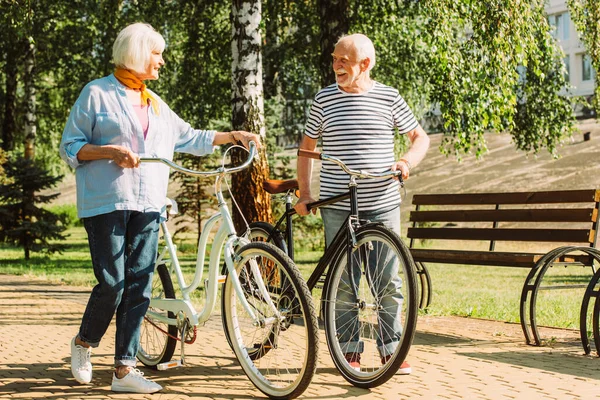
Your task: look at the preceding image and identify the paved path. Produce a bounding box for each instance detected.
[1,274,599,399]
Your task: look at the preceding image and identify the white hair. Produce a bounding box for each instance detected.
[112,23,165,73]
[336,33,376,71]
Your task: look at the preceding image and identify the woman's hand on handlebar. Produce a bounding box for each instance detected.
[230,131,262,150]
[214,130,261,150]
[110,145,141,168]
[294,195,317,216]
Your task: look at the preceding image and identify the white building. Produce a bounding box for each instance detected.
[546,0,596,99]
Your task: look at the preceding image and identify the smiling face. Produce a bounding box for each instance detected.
[332,38,370,93]
[134,49,164,81]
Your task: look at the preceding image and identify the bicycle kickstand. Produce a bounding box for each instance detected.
[179,319,187,365]
[156,320,188,371]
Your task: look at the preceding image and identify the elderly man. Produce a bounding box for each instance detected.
[294,33,430,375]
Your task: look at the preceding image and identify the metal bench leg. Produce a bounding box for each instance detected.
[416,261,432,309]
[594,292,600,356]
[581,260,600,355]
[521,246,600,351]
[520,246,577,346]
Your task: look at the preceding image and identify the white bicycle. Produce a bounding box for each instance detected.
[137,142,319,399]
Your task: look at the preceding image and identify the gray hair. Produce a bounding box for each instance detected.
[112,23,165,73]
[336,33,376,71]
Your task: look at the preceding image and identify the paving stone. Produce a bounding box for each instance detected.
[1,273,600,399]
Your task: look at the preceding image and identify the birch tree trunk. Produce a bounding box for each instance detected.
[317,0,349,88]
[230,0,271,231]
[23,39,36,160]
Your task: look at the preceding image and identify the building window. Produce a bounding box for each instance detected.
[548,12,570,40]
[563,55,570,81]
[582,54,595,81]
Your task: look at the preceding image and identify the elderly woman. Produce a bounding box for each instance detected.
[60,22,259,394]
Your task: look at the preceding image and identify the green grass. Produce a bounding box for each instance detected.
[0,227,95,287]
[0,226,205,288]
[291,249,593,332]
[422,263,592,331]
[1,225,594,331]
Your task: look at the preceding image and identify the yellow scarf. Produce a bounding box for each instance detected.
[114,68,160,115]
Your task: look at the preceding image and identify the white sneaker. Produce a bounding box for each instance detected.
[111,368,163,394]
[70,336,92,384]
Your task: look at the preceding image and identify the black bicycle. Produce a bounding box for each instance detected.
[233,148,418,388]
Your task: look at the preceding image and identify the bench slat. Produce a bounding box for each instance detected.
[410,249,593,267]
[407,227,593,243]
[412,189,600,206]
[410,208,597,223]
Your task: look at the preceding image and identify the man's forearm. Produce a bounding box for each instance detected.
[297,156,313,197]
[402,127,430,169]
[297,136,318,197]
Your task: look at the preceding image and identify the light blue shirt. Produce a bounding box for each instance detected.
[60,74,216,218]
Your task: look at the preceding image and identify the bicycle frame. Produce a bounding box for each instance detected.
[271,181,360,291]
[268,149,403,292]
[142,143,281,329]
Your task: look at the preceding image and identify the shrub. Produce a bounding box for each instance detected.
[0,156,67,259]
[45,204,82,228]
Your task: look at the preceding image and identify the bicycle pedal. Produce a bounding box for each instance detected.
[156,359,183,370]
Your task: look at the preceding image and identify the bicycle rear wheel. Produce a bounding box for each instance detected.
[222,242,318,399]
[137,263,178,367]
[246,221,288,252]
[323,223,418,388]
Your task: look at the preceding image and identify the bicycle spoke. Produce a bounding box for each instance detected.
[223,242,318,399]
[324,224,418,388]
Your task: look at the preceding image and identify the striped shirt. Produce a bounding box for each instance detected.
[304,82,418,213]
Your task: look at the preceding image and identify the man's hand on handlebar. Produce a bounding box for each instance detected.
[391,160,409,181]
[294,195,317,216]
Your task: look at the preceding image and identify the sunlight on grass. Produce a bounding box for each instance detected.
[0,227,95,287]
[422,263,592,330]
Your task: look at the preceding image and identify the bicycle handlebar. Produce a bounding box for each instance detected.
[141,141,258,177]
[298,148,403,181]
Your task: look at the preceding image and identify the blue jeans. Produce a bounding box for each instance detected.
[321,206,403,358]
[79,210,160,367]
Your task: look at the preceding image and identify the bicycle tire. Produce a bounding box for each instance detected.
[222,242,318,399]
[137,263,178,367]
[221,221,288,357]
[323,223,418,388]
[247,221,288,252]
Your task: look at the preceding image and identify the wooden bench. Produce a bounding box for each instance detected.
[407,189,600,352]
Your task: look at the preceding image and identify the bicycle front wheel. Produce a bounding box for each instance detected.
[323,223,418,388]
[222,222,288,355]
[222,242,318,399]
[137,263,178,367]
